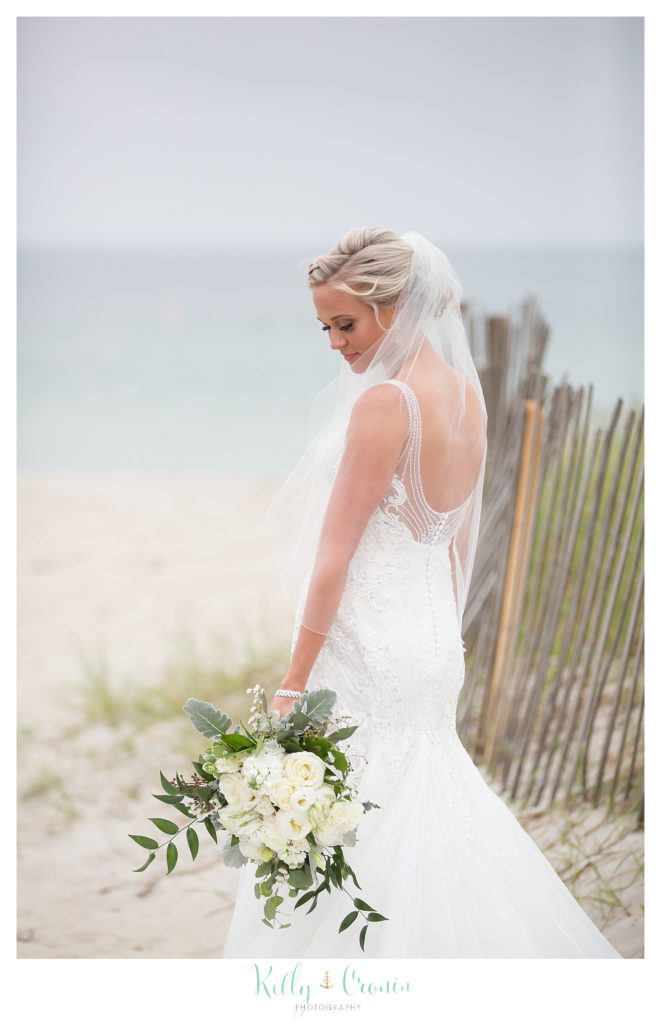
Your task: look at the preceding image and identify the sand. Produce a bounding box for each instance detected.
[16,476,643,958]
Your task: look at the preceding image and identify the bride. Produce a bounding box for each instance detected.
[222,227,622,958]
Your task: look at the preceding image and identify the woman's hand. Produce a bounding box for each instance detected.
[269,681,305,720]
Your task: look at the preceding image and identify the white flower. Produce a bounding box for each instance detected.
[281,840,310,869]
[289,786,318,813]
[313,799,364,847]
[273,807,311,842]
[238,836,266,861]
[267,777,297,810]
[283,751,327,790]
[241,747,285,789]
[256,819,289,855]
[214,752,244,774]
[216,773,253,808]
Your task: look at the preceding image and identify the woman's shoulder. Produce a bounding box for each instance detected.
[347,382,409,444]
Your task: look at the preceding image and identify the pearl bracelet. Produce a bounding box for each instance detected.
[275,688,305,699]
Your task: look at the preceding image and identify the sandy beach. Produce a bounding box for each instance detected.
[17,475,643,958]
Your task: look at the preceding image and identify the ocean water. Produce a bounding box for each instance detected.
[17,244,643,476]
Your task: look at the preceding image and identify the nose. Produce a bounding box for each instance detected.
[329,331,348,350]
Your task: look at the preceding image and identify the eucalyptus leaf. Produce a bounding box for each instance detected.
[339,910,358,932]
[353,898,375,913]
[186,827,200,861]
[128,834,159,850]
[359,924,368,951]
[326,725,359,742]
[133,852,156,873]
[148,817,179,835]
[159,771,178,794]
[166,841,178,874]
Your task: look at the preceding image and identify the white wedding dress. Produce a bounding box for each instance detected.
[222,379,622,959]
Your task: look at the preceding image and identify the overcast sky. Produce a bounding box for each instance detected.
[17,16,643,248]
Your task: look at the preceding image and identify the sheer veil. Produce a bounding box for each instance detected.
[266,230,488,639]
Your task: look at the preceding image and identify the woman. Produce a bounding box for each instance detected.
[222,227,622,958]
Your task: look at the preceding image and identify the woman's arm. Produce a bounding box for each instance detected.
[274,383,409,705]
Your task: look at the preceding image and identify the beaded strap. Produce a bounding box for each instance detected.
[275,688,305,698]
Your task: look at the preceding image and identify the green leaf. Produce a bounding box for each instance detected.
[294,891,316,909]
[183,698,232,740]
[298,688,337,723]
[260,880,272,897]
[192,760,215,781]
[331,750,348,773]
[299,735,333,757]
[204,817,218,843]
[186,827,199,861]
[133,852,156,872]
[264,898,277,921]
[152,795,196,819]
[326,725,359,742]
[359,924,368,951]
[367,912,388,922]
[148,817,179,835]
[353,898,375,913]
[128,834,159,850]
[222,732,255,752]
[345,863,362,890]
[288,868,309,889]
[160,771,178,794]
[339,910,358,933]
[166,841,178,874]
[329,861,342,887]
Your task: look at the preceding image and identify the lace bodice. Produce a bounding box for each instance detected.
[381,379,472,544]
[318,378,472,547]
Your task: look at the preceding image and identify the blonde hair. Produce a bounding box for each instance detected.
[306,226,414,331]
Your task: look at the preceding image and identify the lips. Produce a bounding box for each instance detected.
[343,353,358,361]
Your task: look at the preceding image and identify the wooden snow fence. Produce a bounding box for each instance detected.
[457,295,643,818]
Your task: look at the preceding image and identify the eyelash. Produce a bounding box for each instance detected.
[320,323,353,333]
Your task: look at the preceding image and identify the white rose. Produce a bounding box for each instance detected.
[289,786,318,813]
[312,784,336,809]
[307,785,337,832]
[273,807,312,842]
[216,774,252,808]
[314,800,364,847]
[283,751,327,790]
[256,819,288,855]
[217,805,255,837]
[268,777,297,810]
[328,799,364,833]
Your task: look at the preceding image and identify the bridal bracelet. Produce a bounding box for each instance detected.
[275,688,305,699]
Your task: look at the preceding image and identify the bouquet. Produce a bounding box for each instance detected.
[129,684,388,951]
